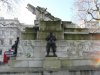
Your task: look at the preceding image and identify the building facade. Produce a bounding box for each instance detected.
[0,17,24,62]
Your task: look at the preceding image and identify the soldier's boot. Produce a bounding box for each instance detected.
[46,52,50,57]
[53,52,57,57]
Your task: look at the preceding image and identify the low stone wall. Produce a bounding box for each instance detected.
[0,40,98,75]
[18,40,100,58]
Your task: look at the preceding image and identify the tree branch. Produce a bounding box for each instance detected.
[88,11,100,20]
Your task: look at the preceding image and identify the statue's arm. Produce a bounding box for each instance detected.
[53,36,57,41]
[45,36,50,41]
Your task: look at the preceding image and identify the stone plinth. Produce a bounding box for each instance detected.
[43,57,61,71]
[39,21,62,31]
[37,20,64,40]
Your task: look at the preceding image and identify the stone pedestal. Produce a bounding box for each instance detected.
[43,57,61,71]
[37,21,64,40]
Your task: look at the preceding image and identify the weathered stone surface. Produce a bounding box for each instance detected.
[37,20,64,40]
[61,59,73,68]
[39,21,62,31]
[8,58,43,68]
[18,40,100,58]
[60,58,93,69]
[43,57,61,71]
[21,27,37,40]
[37,31,64,40]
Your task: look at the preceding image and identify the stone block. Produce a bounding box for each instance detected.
[61,59,73,68]
[8,57,16,65]
[39,21,62,31]
[37,31,64,40]
[43,57,61,71]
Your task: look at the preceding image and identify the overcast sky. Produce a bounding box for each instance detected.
[0,0,75,24]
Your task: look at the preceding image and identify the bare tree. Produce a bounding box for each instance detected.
[74,0,100,21]
[0,0,23,12]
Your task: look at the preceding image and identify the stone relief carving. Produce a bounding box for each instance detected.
[19,40,34,58]
[65,41,92,57]
[18,40,100,58]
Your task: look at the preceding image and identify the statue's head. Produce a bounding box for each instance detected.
[17,37,19,40]
[49,32,53,36]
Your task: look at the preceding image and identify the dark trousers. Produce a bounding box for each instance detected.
[46,43,56,55]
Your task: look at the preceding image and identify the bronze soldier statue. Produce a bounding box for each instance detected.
[45,32,57,57]
[11,37,19,57]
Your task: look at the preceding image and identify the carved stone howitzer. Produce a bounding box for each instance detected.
[27,4,60,21]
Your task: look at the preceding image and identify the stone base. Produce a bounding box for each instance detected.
[43,57,61,71]
[8,57,17,66]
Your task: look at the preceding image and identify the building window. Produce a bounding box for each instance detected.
[0,39,4,45]
[0,49,2,55]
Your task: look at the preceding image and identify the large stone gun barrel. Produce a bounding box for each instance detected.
[27,4,61,21]
[27,4,36,15]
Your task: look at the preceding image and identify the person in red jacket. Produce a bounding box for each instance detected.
[3,51,9,64]
[3,48,14,64]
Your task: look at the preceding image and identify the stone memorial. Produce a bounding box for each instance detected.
[1,4,100,75]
